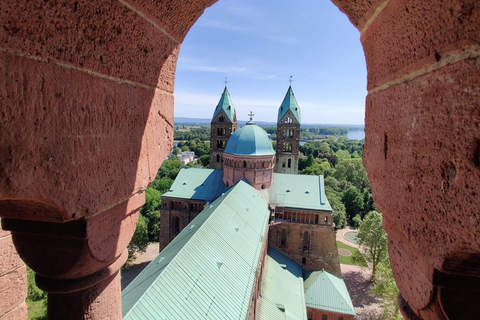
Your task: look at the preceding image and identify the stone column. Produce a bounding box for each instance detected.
[1,194,143,320]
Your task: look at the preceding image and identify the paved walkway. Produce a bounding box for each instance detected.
[336,226,360,248]
[341,264,382,320]
[121,243,160,290]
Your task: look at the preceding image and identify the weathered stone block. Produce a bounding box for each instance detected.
[124,0,217,42]
[0,266,27,317]
[0,235,24,277]
[331,0,385,30]
[0,52,173,221]
[364,57,480,269]
[0,303,27,320]
[362,0,480,89]
[0,0,179,90]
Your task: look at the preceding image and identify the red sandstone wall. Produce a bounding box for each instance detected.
[331,0,480,318]
[308,308,354,320]
[269,221,341,277]
[0,221,27,320]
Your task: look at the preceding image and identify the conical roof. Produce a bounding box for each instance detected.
[212,87,236,122]
[277,86,301,124]
[224,121,274,156]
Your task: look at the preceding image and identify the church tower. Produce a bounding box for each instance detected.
[210,87,237,169]
[275,86,301,174]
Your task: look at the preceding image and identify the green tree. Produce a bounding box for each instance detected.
[325,186,346,229]
[152,176,174,194]
[357,210,388,281]
[157,156,183,180]
[333,158,370,192]
[370,257,401,319]
[342,187,363,219]
[362,190,375,218]
[198,154,210,167]
[127,214,149,263]
[141,187,162,241]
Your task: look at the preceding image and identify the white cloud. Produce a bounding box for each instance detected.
[177,56,278,80]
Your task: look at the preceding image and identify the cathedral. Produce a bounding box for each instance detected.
[122,86,355,320]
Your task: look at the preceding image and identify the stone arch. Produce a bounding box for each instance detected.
[0,1,479,319]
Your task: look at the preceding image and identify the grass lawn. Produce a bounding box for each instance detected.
[27,299,46,320]
[337,241,367,267]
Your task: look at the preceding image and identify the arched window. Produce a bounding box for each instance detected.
[219,115,225,122]
[303,231,309,251]
[172,216,180,234]
[288,159,291,168]
[243,161,247,168]
[216,154,220,162]
[280,229,286,247]
[302,257,306,265]
[282,158,286,167]
[322,315,327,320]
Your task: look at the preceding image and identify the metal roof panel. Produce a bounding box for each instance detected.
[122,180,270,320]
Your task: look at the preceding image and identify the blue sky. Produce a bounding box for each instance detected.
[173,0,367,125]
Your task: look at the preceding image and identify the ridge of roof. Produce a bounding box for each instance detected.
[277,86,301,124]
[303,270,356,316]
[212,87,236,122]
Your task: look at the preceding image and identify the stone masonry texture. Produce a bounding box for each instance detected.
[0,0,479,319]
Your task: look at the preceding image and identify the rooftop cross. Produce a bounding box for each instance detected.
[248,111,255,121]
[288,76,294,86]
[224,77,229,87]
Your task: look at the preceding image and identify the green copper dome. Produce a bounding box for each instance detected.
[224,121,275,156]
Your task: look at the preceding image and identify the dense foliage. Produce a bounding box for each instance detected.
[127,214,149,264]
[298,138,374,229]
[174,126,209,141]
[357,210,388,281]
[26,267,47,320]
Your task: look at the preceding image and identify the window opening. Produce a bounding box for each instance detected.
[280,229,286,247]
[172,216,180,234]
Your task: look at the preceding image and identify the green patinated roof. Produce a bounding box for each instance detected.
[212,87,236,122]
[162,168,228,201]
[257,247,307,320]
[270,173,332,212]
[303,270,356,316]
[277,86,301,124]
[224,121,275,156]
[122,180,270,320]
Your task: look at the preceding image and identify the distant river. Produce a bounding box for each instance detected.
[348,131,365,140]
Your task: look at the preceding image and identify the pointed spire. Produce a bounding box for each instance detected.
[277,85,301,124]
[212,86,236,122]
